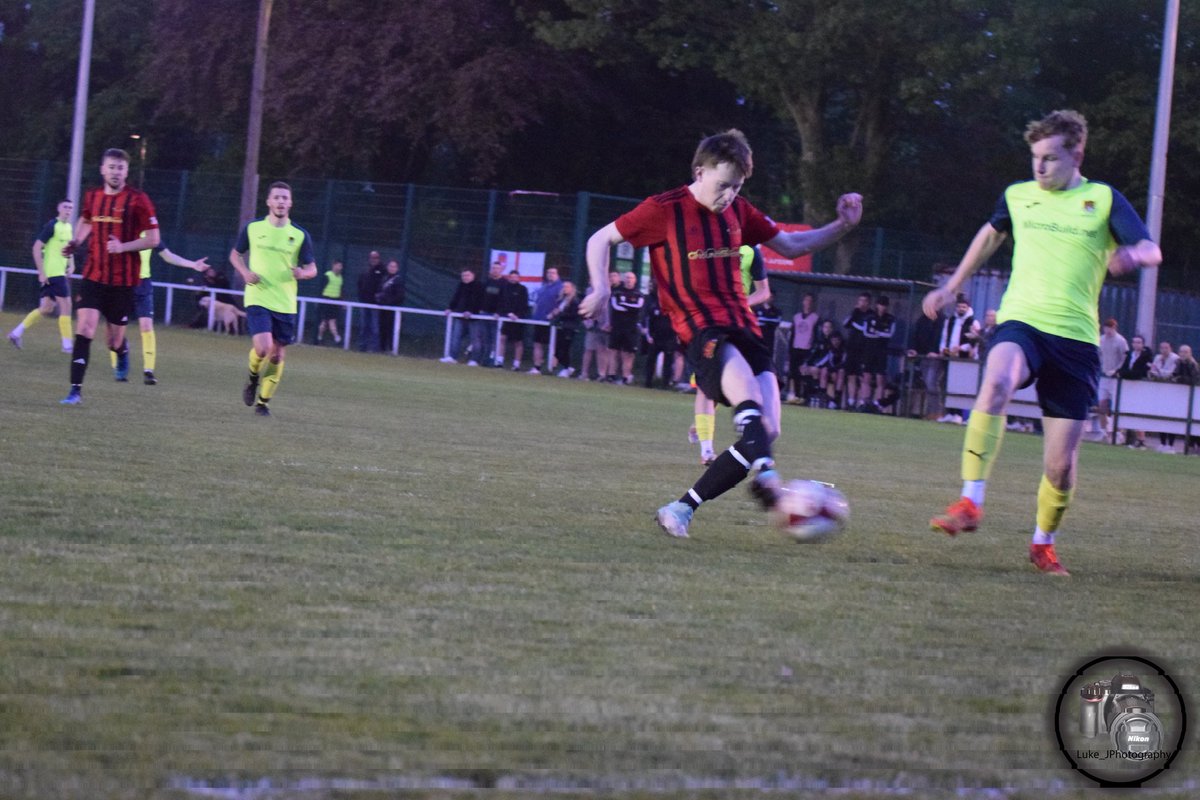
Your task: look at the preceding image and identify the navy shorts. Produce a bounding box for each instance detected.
[687,326,775,406]
[134,280,155,320]
[40,275,71,299]
[990,320,1099,420]
[77,279,134,326]
[245,305,296,346]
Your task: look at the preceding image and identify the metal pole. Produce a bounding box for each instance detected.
[67,0,96,214]
[1136,0,1180,343]
[238,0,274,230]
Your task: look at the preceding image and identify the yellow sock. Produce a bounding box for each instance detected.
[259,359,284,401]
[960,411,1006,481]
[1036,474,1072,533]
[21,309,42,329]
[249,348,266,377]
[57,315,72,341]
[141,329,156,372]
[695,412,715,444]
[110,349,117,368]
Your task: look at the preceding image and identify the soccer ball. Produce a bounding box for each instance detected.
[770,479,850,542]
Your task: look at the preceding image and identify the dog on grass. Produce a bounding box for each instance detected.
[198,296,247,335]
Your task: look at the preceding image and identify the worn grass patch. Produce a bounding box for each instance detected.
[0,313,1196,799]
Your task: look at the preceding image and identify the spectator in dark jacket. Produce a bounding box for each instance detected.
[375,259,406,352]
[440,268,486,364]
[357,251,387,352]
[549,281,582,377]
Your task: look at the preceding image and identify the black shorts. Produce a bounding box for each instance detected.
[134,280,155,320]
[844,342,866,375]
[610,325,640,354]
[863,347,888,375]
[501,320,525,339]
[77,279,135,326]
[687,326,775,406]
[40,275,71,299]
[533,323,552,346]
[991,320,1099,420]
[320,302,340,322]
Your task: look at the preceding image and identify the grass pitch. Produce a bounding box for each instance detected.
[0,314,1197,799]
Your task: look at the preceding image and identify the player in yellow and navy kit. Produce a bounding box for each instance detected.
[229,181,318,417]
[111,232,209,384]
[923,110,1162,575]
[8,200,75,353]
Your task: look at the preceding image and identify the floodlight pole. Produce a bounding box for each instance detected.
[1136,0,1180,342]
[238,0,274,230]
[67,0,96,216]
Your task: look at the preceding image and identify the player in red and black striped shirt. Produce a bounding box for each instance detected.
[59,148,161,404]
[581,129,862,538]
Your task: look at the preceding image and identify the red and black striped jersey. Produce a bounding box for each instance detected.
[615,186,779,345]
[80,186,158,287]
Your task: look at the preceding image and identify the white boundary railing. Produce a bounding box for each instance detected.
[0,265,555,366]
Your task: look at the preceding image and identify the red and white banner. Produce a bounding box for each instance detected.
[761,223,814,272]
[491,249,546,285]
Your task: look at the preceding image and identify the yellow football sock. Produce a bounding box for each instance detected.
[960,411,1006,481]
[248,348,266,377]
[695,412,715,445]
[110,349,117,368]
[259,359,284,401]
[1036,474,1072,533]
[21,309,42,329]
[141,329,156,372]
[57,315,72,341]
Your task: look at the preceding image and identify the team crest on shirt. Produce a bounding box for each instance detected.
[1082,201,1096,215]
[702,339,718,360]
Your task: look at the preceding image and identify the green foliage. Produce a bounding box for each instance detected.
[0,317,1197,798]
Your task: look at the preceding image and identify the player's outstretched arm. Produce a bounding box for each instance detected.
[580,221,623,318]
[63,220,92,257]
[160,247,210,272]
[764,193,863,258]
[922,223,1007,319]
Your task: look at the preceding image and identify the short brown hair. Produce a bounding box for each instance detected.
[1024,109,1088,152]
[692,129,753,179]
[102,148,130,163]
[267,181,292,194]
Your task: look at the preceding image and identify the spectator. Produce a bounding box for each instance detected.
[818,331,848,409]
[549,280,582,376]
[496,270,529,370]
[907,307,945,420]
[527,267,563,374]
[440,268,485,365]
[187,265,232,328]
[803,319,837,406]
[1176,345,1200,454]
[936,293,980,423]
[1150,340,1181,452]
[842,292,872,407]
[356,251,386,352]
[577,286,609,381]
[754,299,784,366]
[479,260,505,365]
[375,259,406,353]
[1174,344,1198,384]
[787,293,819,403]
[978,308,999,357]
[315,260,344,345]
[860,294,896,412]
[1118,334,1152,449]
[1094,317,1129,440]
[642,286,681,388]
[608,270,645,384]
[1150,340,1179,381]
